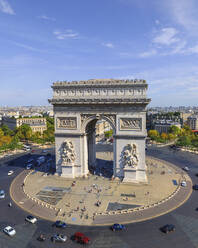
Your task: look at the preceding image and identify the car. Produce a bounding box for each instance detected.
[27,158,34,163]
[53,220,67,228]
[25,215,37,224]
[72,232,90,245]
[0,190,5,199]
[3,226,16,236]
[26,164,33,170]
[160,224,175,233]
[193,184,198,190]
[181,181,187,187]
[8,170,14,176]
[183,166,189,171]
[51,234,67,243]
[111,223,126,231]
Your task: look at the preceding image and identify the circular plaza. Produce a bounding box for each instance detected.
[11,154,192,226]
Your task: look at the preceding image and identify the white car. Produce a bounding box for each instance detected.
[26,164,32,170]
[25,215,37,224]
[3,226,16,236]
[8,170,14,176]
[181,181,187,187]
[183,166,189,171]
[0,190,5,199]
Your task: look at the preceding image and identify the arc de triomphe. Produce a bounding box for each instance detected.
[49,79,151,183]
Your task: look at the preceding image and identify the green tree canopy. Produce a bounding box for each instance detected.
[1,124,14,136]
[176,135,191,147]
[0,128,4,137]
[148,130,159,140]
[168,125,181,135]
[16,124,32,140]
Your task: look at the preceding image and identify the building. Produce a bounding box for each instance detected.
[154,121,181,134]
[95,120,112,142]
[187,115,198,130]
[2,117,47,134]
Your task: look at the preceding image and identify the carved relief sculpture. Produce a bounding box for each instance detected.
[120,118,142,131]
[121,143,139,168]
[61,140,76,165]
[57,117,77,129]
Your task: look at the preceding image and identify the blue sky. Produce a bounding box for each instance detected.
[0,0,198,107]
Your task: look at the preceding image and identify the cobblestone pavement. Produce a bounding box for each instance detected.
[10,154,192,226]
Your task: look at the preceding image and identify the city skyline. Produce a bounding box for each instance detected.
[0,0,198,106]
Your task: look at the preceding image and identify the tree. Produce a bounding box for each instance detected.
[168,125,180,135]
[16,124,32,141]
[168,133,176,140]
[176,136,191,147]
[1,124,14,136]
[191,136,198,148]
[161,132,168,140]
[104,130,113,139]
[148,130,159,140]
[0,128,4,138]
[0,135,12,145]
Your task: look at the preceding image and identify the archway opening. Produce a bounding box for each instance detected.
[85,118,114,178]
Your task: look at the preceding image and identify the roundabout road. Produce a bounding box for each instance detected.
[0,146,198,248]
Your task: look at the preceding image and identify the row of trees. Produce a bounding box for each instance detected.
[0,117,54,152]
[148,125,198,148]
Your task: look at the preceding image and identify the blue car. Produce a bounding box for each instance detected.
[53,221,67,228]
[111,223,126,231]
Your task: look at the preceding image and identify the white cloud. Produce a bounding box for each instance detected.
[139,49,157,58]
[153,27,179,46]
[11,41,48,53]
[53,29,79,40]
[171,40,187,54]
[38,15,56,21]
[0,0,15,15]
[155,20,160,25]
[167,0,198,33]
[102,43,114,48]
[188,44,198,54]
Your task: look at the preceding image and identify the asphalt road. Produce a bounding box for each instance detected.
[0,145,198,248]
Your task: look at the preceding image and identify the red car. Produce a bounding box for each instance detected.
[72,232,90,244]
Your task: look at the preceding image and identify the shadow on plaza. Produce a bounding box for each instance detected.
[89,158,113,178]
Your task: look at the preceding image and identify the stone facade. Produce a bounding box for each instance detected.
[49,79,151,183]
[2,117,47,134]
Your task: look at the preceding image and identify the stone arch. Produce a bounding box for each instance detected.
[81,114,116,134]
[49,79,151,183]
[82,115,116,176]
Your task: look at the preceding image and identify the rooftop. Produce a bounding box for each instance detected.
[52,79,147,87]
